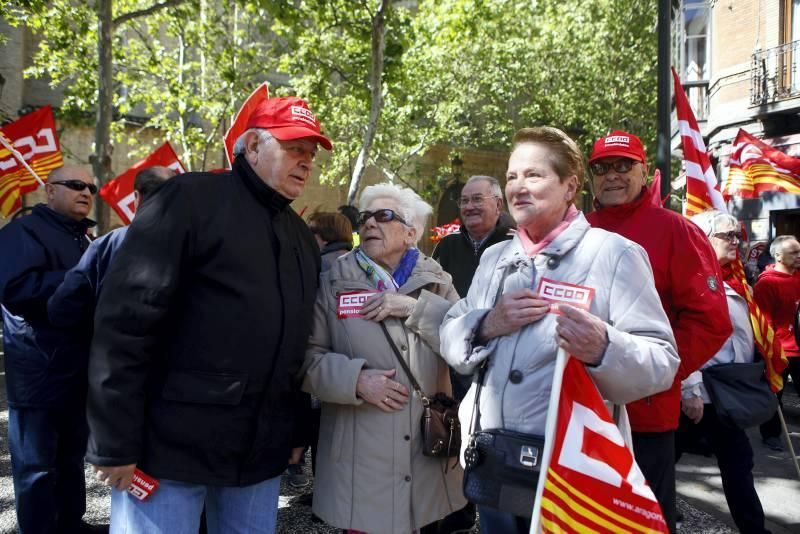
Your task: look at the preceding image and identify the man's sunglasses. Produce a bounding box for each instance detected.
[357,208,410,227]
[590,159,637,176]
[712,231,743,243]
[50,180,98,194]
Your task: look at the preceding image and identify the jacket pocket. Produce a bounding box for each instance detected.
[161,370,248,405]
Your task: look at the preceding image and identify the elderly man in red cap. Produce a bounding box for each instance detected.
[86,97,331,533]
[586,131,731,532]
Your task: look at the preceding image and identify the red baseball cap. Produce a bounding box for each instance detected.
[588,130,646,163]
[245,97,332,150]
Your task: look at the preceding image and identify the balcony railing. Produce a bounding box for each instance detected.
[751,40,800,105]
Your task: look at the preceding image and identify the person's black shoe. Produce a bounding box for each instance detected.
[286,463,310,489]
[78,522,110,533]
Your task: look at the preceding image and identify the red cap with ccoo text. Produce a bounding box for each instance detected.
[245,97,332,150]
[588,130,646,164]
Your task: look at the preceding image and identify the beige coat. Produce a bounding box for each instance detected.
[301,250,467,533]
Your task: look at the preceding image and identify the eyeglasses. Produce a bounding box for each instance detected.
[456,194,498,208]
[712,231,743,243]
[50,180,98,194]
[357,208,410,227]
[590,159,637,176]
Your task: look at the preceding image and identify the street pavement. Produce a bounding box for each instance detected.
[0,349,796,532]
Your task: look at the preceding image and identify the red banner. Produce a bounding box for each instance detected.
[723,129,800,199]
[99,142,185,224]
[223,82,269,167]
[536,357,668,533]
[0,106,64,217]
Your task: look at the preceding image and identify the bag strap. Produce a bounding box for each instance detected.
[379,321,429,403]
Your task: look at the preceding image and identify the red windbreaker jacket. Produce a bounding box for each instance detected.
[587,187,732,432]
[753,265,800,358]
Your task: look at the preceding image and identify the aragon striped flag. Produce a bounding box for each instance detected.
[672,67,726,216]
[723,129,800,199]
[531,352,669,534]
[0,106,63,217]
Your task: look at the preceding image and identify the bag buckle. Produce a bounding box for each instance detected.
[519,445,539,468]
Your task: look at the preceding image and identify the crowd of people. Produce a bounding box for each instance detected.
[0,95,795,534]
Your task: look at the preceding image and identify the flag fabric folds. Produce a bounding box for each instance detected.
[99,142,185,224]
[0,105,64,217]
[223,82,270,167]
[531,354,669,534]
[723,129,800,199]
[672,68,726,216]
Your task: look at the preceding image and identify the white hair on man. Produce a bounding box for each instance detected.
[232,128,274,156]
[464,175,502,199]
[771,234,798,258]
[358,183,433,244]
[690,209,739,237]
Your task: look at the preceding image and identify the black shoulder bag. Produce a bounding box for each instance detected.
[701,360,777,429]
[379,322,461,458]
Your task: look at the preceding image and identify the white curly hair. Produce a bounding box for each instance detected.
[358,183,432,244]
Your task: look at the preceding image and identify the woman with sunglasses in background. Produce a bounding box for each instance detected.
[300,183,466,534]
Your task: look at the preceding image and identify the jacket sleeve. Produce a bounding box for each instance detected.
[405,284,459,354]
[86,181,191,466]
[668,221,733,382]
[0,224,67,322]
[47,238,101,329]
[588,244,680,404]
[301,278,368,405]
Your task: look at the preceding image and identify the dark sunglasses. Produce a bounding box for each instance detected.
[590,159,637,176]
[50,180,98,194]
[358,208,410,227]
[712,231,743,243]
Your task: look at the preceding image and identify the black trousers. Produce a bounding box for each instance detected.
[676,404,769,534]
[632,430,676,534]
[760,357,800,439]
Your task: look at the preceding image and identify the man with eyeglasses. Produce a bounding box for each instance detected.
[0,165,101,533]
[586,131,731,533]
[85,97,329,533]
[754,235,800,451]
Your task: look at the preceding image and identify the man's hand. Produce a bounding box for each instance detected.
[554,304,608,365]
[356,368,410,412]
[681,396,704,424]
[93,463,136,491]
[478,289,550,342]
[361,293,416,322]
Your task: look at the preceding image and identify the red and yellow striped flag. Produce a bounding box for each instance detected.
[672,68,727,217]
[723,129,800,199]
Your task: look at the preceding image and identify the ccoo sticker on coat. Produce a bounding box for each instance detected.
[337,291,380,318]
[536,278,595,314]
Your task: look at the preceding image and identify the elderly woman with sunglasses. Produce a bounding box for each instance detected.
[675,210,770,534]
[440,127,680,533]
[300,183,466,534]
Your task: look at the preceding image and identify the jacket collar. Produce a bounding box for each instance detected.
[496,212,591,270]
[321,241,352,255]
[233,155,292,212]
[33,204,96,234]
[329,250,449,295]
[590,185,649,222]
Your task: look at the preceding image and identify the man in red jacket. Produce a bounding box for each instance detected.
[586,131,732,533]
[754,235,800,450]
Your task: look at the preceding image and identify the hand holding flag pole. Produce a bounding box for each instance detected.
[0,133,46,188]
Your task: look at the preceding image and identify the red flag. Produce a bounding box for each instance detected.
[532,355,669,533]
[672,68,726,216]
[99,142,185,224]
[223,82,269,167]
[0,106,64,217]
[723,129,800,199]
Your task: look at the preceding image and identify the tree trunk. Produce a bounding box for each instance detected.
[92,0,113,233]
[346,0,389,205]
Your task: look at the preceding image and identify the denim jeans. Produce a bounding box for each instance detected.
[8,404,88,534]
[110,474,281,534]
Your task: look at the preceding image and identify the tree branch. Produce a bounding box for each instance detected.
[113,0,187,26]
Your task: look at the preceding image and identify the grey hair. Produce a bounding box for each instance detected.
[358,183,433,244]
[232,128,273,156]
[690,210,739,237]
[465,175,502,198]
[771,235,798,258]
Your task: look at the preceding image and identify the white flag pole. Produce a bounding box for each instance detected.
[529,347,569,534]
[0,134,47,188]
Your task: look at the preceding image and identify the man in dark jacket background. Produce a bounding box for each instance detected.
[0,165,98,533]
[586,131,732,533]
[86,97,329,533]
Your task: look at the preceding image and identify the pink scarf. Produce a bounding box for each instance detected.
[517,205,579,257]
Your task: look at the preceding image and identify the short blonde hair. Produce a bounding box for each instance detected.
[512,126,585,190]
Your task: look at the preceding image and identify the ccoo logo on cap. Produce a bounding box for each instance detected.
[589,130,646,164]
[245,97,332,150]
